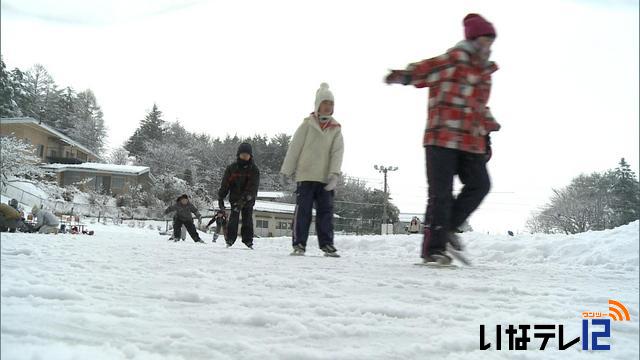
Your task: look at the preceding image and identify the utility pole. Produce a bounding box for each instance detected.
[374,165,398,233]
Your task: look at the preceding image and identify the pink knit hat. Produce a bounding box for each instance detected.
[463,14,496,40]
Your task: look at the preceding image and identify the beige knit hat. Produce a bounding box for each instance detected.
[314,82,334,115]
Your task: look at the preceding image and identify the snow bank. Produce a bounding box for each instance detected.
[1,221,638,359]
[336,220,640,270]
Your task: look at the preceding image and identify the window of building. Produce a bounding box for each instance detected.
[112,176,125,189]
[63,172,91,186]
[256,220,269,229]
[37,145,44,158]
[276,221,291,230]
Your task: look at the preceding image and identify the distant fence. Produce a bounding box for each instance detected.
[2,181,401,235]
[0,181,170,221]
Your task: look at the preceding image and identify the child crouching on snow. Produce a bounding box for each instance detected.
[164,194,204,243]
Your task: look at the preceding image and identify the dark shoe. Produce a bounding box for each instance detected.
[422,250,452,265]
[290,244,305,256]
[323,251,341,258]
[447,232,464,251]
[320,244,337,254]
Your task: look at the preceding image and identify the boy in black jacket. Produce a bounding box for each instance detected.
[218,143,260,249]
[164,194,204,243]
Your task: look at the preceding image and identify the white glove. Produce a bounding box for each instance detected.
[279,173,288,187]
[324,174,339,191]
[280,173,296,192]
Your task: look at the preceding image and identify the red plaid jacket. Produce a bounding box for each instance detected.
[407,41,501,154]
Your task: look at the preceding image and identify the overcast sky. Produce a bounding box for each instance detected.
[2,0,638,233]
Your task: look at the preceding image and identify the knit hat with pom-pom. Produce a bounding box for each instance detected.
[314,82,334,115]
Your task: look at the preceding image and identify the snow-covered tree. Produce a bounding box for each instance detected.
[21,64,58,122]
[125,104,165,157]
[528,159,639,234]
[151,175,190,205]
[108,147,132,165]
[609,158,640,227]
[0,135,44,186]
[53,86,77,134]
[0,56,22,117]
[138,139,192,177]
[68,89,107,155]
[2,59,108,155]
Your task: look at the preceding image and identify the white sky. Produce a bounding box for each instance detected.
[2,0,638,233]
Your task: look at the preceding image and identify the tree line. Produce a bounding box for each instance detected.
[527,158,640,234]
[114,104,400,223]
[0,57,107,155]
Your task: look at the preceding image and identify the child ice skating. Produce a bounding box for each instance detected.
[205,209,228,243]
[217,143,260,249]
[164,194,204,243]
[385,14,501,265]
[280,83,344,257]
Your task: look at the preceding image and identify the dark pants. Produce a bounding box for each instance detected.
[227,205,254,246]
[292,181,334,249]
[173,218,200,242]
[422,146,491,257]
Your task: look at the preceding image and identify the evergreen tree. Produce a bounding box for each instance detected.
[0,56,21,117]
[528,158,640,233]
[610,158,640,226]
[125,104,166,156]
[22,64,57,122]
[54,86,77,134]
[69,90,107,155]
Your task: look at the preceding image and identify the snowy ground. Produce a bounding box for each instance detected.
[1,222,638,360]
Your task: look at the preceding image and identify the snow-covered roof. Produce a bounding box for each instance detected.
[42,163,150,176]
[217,200,299,215]
[0,117,100,159]
[254,200,297,215]
[215,200,339,218]
[257,191,287,199]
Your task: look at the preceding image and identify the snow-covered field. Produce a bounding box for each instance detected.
[1,222,638,360]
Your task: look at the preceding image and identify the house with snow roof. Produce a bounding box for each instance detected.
[41,163,152,196]
[0,117,100,164]
[1,117,152,196]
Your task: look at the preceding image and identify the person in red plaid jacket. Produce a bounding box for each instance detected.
[385,13,501,265]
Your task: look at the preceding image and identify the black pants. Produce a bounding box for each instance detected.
[173,218,200,242]
[422,146,491,256]
[292,181,334,249]
[227,205,254,246]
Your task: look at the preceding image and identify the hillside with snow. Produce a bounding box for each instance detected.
[1,222,638,359]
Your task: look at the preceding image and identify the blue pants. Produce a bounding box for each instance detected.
[292,182,334,249]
